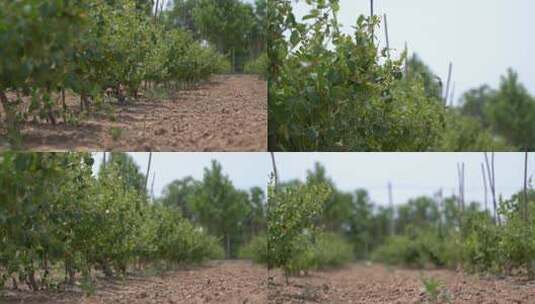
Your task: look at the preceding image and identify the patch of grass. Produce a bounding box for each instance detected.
[420,276,452,304]
[422,276,441,303]
[80,272,95,297]
[110,127,122,141]
[144,85,170,101]
[99,102,117,121]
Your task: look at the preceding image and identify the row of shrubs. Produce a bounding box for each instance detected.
[0,0,230,134]
[240,182,535,280]
[0,153,223,291]
[240,232,353,274]
[372,198,535,278]
[243,53,268,79]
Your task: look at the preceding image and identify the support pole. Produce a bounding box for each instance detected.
[384,13,390,57]
[388,181,394,235]
[444,62,453,105]
[481,163,488,212]
[145,152,153,193]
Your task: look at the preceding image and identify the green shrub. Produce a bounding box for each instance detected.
[267,180,331,280]
[0,0,231,144]
[139,205,224,265]
[435,110,513,151]
[239,234,268,264]
[0,153,224,290]
[244,53,268,78]
[311,232,354,269]
[499,216,535,275]
[488,194,535,277]
[460,213,503,274]
[372,229,447,268]
[269,2,445,151]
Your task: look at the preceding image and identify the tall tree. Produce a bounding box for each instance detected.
[159,176,198,220]
[192,0,256,71]
[485,69,535,149]
[189,160,251,258]
[101,152,146,195]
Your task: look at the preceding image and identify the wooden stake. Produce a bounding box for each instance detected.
[437,189,443,236]
[524,151,529,222]
[270,152,279,188]
[404,42,409,77]
[384,13,390,56]
[159,0,165,19]
[457,162,465,212]
[444,62,453,104]
[388,181,394,235]
[484,152,500,225]
[145,152,153,193]
[370,0,374,44]
[449,82,456,107]
[151,171,156,202]
[481,163,488,212]
[155,0,160,18]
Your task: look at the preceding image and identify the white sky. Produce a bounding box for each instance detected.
[93,153,271,197]
[292,0,535,104]
[93,153,533,207]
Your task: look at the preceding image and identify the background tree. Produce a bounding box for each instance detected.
[158,176,197,219]
[244,186,267,240]
[192,0,256,71]
[189,160,251,258]
[406,54,443,100]
[460,85,493,123]
[101,152,147,195]
[484,69,535,149]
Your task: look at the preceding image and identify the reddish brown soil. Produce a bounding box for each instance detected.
[5,262,534,303]
[0,75,267,151]
[268,263,535,304]
[2,260,268,304]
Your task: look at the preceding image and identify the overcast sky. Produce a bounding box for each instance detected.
[93,153,271,197]
[93,153,532,207]
[292,0,535,104]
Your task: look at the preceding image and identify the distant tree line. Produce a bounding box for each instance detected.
[156,159,266,259]
[407,55,535,151]
[163,0,267,72]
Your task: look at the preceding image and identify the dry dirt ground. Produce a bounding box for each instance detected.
[0,75,267,151]
[268,263,535,304]
[2,260,268,304]
[4,262,535,304]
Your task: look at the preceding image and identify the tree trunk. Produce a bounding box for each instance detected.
[43,254,50,288]
[26,269,38,291]
[225,234,231,259]
[0,91,12,124]
[529,261,535,280]
[62,88,66,112]
[65,259,76,285]
[101,261,114,278]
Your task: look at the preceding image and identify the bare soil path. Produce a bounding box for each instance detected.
[268,263,535,304]
[1,74,266,151]
[3,260,268,304]
[5,262,534,303]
